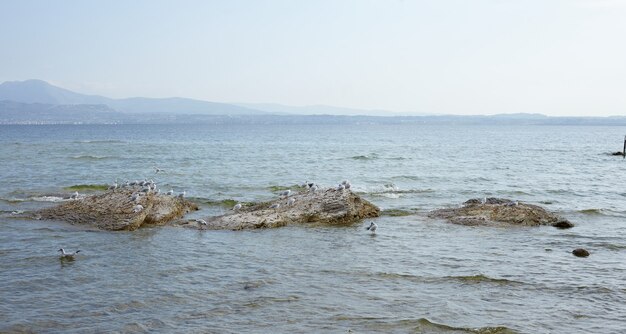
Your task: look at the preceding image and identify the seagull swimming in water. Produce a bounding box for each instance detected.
[154,166,164,174]
[233,203,242,211]
[366,222,378,233]
[58,248,80,260]
[133,204,144,213]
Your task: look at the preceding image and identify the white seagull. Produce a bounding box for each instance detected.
[366,222,378,233]
[269,203,280,210]
[233,203,242,211]
[70,191,79,200]
[108,180,118,191]
[166,189,174,196]
[58,248,80,260]
[133,204,144,213]
[337,184,345,191]
[196,219,208,229]
[280,190,291,197]
[287,198,296,206]
[178,191,186,198]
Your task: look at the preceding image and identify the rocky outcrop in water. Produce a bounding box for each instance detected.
[429,197,573,228]
[36,188,198,231]
[572,248,590,257]
[177,188,380,230]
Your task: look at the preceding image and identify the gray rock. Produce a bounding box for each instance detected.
[36,188,198,231]
[572,248,590,257]
[176,188,380,230]
[429,197,573,227]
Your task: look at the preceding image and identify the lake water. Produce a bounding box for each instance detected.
[0,123,625,333]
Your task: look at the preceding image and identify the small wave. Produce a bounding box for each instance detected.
[444,274,521,285]
[31,196,66,202]
[350,153,379,160]
[75,140,127,144]
[199,198,254,208]
[64,184,108,191]
[381,209,418,217]
[364,183,435,197]
[267,185,300,192]
[592,242,626,251]
[338,317,516,334]
[0,197,27,203]
[70,155,114,161]
[411,318,516,334]
[578,208,603,215]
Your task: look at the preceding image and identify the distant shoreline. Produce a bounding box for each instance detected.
[2,113,626,126]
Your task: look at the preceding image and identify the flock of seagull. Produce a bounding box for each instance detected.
[60,175,377,259]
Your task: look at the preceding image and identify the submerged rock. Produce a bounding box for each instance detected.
[36,188,198,231]
[177,188,380,230]
[572,248,590,257]
[610,151,625,156]
[429,197,572,227]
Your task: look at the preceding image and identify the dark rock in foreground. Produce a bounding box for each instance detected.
[177,188,380,230]
[37,188,198,231]
[429,197,572,227]
[572,248,590,257]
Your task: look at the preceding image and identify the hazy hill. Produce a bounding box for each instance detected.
[235,103,431,116]
[0,80,110,105]
[0,80,265,115]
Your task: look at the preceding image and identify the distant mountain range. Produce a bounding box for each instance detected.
[1,79,625,124]
[0,79,264,115]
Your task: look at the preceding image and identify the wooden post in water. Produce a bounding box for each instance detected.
[623,135,626,158]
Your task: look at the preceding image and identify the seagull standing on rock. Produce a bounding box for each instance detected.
[70,191,79,200]
[270,203,280,210]
[280,190,291,197]
[287,198,296,206]
[167,189,174,196]
[58,248,80,260]
[196,219,208,229]
[366,222,377,233]
[337,184,345,191]
[233,203,242,211]
[178,191,186,198]
[133,204,144,213]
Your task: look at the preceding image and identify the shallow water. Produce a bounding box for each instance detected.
[1,123,625,333]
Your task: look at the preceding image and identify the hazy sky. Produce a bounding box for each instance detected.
[1,0,625,116]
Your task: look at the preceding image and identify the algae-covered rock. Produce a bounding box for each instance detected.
[37,188,198,231]
[177,188,380,230]
[429,197,572,227]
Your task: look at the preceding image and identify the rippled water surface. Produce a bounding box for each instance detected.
[1,123,625,333]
